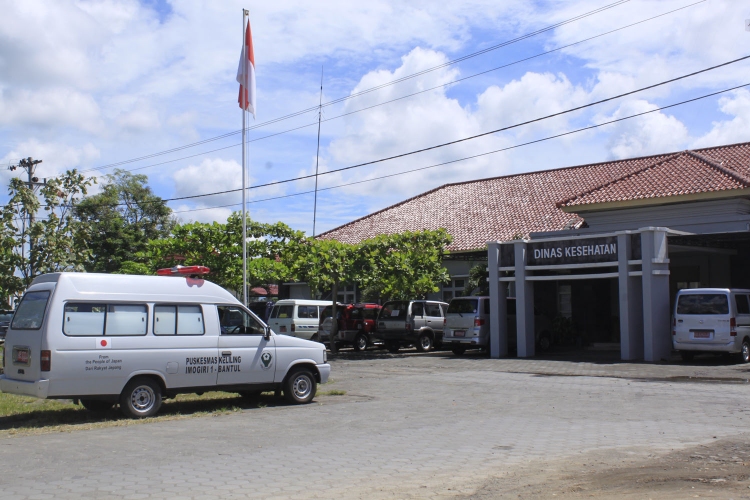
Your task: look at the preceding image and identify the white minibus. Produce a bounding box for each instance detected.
[268,299,331,341]
[0,268,330,418]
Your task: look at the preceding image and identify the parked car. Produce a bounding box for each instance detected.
[319,303,382,351]
[374,300,448,353]
[672,288,750,363]
[443,297,553,356]
[267,299,330,341]
[0,310,12,341]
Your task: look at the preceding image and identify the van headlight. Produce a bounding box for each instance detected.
[323,350,327,363]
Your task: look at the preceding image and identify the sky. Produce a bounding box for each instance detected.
[1,0,750,236]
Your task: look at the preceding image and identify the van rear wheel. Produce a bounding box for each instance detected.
[451,346,466,356]
[353,333,368,352]
[80,399,113,413]
[120,377,162,418]
[740,339,750,364]
[416,333,433,352]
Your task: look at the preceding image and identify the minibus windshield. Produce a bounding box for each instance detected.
[11,291,51,330]
[676,294,729,315]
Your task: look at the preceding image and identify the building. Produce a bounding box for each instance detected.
[319,141,750,361]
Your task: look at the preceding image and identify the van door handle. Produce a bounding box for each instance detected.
[222,351,231,356]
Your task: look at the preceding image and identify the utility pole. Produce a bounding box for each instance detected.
[9,157,45,278]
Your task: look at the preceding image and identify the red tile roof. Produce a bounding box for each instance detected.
[318,142,750,252]
[250,285,278,296]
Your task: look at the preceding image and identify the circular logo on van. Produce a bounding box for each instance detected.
[260,351,273,370]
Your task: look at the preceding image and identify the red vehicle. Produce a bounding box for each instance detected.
[319,303,382,351]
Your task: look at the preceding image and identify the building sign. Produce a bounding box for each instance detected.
[527,236,618,265]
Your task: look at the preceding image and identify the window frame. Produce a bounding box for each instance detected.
[62,302,149,337]
[153,304,206,336]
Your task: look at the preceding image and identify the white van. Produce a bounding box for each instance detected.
[268,299,330,341]
[443,296,491,355]
[0,270,331,418]
[673,288,750,363]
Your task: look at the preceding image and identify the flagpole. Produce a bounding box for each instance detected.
[241,8,248,308]
[312,65,323,237]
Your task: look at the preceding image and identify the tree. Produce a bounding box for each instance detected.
[75,169,174,273]
[289,229,453,352]
[0,170,94,302]
[463,263,489,296]
[141,212,303,296]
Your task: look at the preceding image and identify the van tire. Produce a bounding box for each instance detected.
[120,377,162,418]
[538,331,552,351]
[80,400,113,413]
[284,368,316,404]
[452,346,466,356]
[416,333,433,352]
[740,339,750,364]
[353,333,368,352]
[387,341,400,354]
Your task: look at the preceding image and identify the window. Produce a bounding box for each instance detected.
[676,294,729,315]
[297,305,318,319]
[425,303,442,317]
[736,295,750,315]
[64,303,148,336]
[106,305,147,336]
[153,305,204,335]
[442,276,468,302]
[447,299,478,315]
[411,302,424,317]
[218,306,265,335]
[273,305,293,319]
[380,301,408,320]
[12,291,50,330]
[337,284,356,304]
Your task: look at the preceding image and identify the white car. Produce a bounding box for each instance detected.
[0,268,330,418]
[672,288,750,363]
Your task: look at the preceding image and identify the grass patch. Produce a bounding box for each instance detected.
[0,390,278,437]
[318,389,347,396]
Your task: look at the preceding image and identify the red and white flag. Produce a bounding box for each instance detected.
[237,19,256,117]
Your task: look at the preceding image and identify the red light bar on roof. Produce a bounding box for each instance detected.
[156,265,210,276]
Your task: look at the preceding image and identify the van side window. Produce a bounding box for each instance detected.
[411,302,424,317]
[736,295,750,315]
[64,303,106,336]
[154,305,205,335]
[298,306,318,319]
[218,306,265,335]
[106,304,147,336]
[425,303,442,317]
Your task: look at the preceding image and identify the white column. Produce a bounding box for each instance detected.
[641,228,672,362]
[488,242,508,358]
[514,241,535,357]
[618,233,643,360]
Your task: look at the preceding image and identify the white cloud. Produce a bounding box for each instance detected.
[0,139,101,188]
[693,89,750,148]
[594,99,689,160]
[0,87,102,133]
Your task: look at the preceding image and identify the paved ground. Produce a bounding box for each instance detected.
[1,349,750,499]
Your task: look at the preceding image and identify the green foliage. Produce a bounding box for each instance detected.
[75,169,174,273]
[463,263,489,296]
[0,170,94,301]
[142,212,303,294]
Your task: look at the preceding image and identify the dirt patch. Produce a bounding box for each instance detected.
[459,437,750,499]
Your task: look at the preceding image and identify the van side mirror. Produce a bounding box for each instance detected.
[264,325,271,340]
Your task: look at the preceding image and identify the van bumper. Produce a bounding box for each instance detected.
[673,341,739,353]
[317,363,331,384]
[0,375,49,399]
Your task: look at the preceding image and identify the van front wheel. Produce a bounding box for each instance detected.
[416,333,433,352]
[120,377,162,418]
[284,369,316,404]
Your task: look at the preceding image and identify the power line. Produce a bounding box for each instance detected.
[84,1,705,177]
[171,81,750,215]
[153,54,750,204]
[78,0,632,174]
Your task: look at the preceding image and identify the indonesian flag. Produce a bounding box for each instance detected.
[237,19,256,117]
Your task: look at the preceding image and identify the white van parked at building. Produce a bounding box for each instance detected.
[0,268,331,418]
[267,299,330,341]
[672,288,750,363]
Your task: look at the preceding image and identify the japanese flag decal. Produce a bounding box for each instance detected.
[96,338,111,349]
